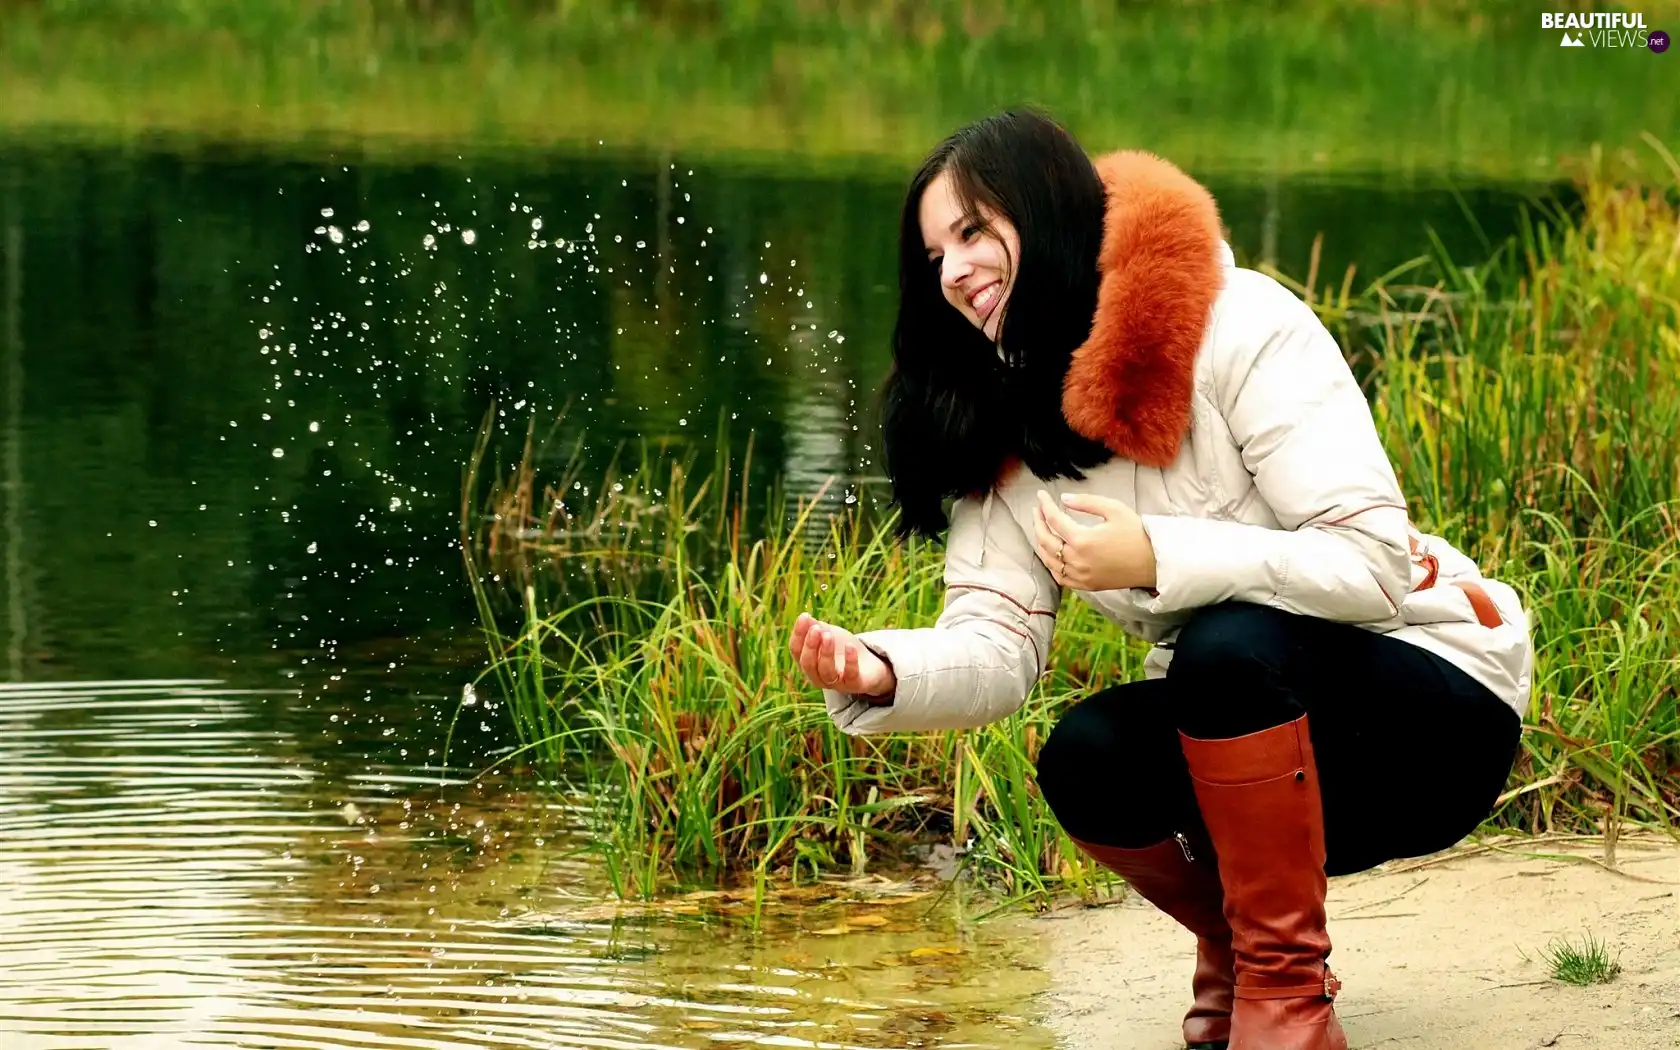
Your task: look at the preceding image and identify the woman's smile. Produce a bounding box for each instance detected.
[918,169,1020,342]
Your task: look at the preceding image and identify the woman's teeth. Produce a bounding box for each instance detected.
[973,284,999,315]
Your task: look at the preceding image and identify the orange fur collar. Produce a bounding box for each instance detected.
[1060,150,1225,467]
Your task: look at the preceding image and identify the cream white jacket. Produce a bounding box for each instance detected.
[826,151,1532,735]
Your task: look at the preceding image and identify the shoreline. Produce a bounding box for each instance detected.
[1036,835,1680,1048]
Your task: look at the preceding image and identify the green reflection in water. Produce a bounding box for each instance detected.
[0,139,1557,682]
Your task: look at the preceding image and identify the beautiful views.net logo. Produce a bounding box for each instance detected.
[1541,11,1666,50]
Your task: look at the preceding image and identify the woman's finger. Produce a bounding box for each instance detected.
[1035,507,1063,570]
[800,624,824,682]
[844,640,859,689]
[818,628,838,686]
[1032,506,1051,562]
[1039,491,1076,538]
[806,626,826,686]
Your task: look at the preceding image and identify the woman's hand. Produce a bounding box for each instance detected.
[1034,490,1158,591]
[789,613,897,700]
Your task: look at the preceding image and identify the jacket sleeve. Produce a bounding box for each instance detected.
[824,492,1061,734]
[1135,274,1412,623]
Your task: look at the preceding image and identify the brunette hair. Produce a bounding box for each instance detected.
[879,108,1114,543]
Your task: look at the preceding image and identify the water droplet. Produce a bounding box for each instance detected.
[309,421,320,432]
[272,448,285,458]
[307,541,319,554]
[461,229,477,245]
[758,273,769,285]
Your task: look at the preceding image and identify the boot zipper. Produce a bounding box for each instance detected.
[1173,831,1194,863]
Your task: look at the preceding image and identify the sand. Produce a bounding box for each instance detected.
[1038,836,1680,1049]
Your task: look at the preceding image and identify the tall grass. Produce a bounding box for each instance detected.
[462,141,1680,906]
[1281,138,1680,861]
[6,1,1679,182]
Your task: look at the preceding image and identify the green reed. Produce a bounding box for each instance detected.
[1281,137,1680,856]
[463,141,1680,906]
[460,415,1153,904]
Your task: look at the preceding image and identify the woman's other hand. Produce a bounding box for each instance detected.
[1034,489,1157,591]
[789,613,896,701]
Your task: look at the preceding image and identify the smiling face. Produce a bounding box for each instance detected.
[918,169,1020,344]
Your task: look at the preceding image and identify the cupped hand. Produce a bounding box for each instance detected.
[789,612,896,698]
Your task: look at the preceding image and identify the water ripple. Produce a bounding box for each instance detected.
[0,680,1050,1049]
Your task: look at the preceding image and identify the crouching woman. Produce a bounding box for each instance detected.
[788,109,1531,1050]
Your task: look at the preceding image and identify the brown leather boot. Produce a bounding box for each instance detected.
[1179,714,1347,1050]
[1071,830,1234,1050]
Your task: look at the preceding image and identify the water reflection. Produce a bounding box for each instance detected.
[0,679,1052,1049]
[0,138,1558,683]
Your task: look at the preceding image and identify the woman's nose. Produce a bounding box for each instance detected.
[941,252,973,288]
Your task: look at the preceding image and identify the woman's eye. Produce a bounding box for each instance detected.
[961,224,981,240]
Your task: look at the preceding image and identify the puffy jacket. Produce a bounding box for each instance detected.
[826,150,1533,735]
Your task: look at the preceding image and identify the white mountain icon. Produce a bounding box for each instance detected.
[1560,31,1586,46]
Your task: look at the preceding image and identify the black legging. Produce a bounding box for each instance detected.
[1034,602,1523,877]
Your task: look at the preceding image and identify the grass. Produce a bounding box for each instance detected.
[458,137,1680,910]
[1535,932,1623,985]
[1286,137,1680,868]
[3,1,1679,182]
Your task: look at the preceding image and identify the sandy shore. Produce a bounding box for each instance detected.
[1038,836,1680,1049]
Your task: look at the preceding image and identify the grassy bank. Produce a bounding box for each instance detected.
[462,140,1680,909]
[4,1,1678,180]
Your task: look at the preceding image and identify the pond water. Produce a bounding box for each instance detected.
[0,135,1558,1046]
[0,676,1053,1048]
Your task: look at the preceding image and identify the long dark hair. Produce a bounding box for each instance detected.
[880,108,1114,543]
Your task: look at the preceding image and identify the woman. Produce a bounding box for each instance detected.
[788,109,1530,1050]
